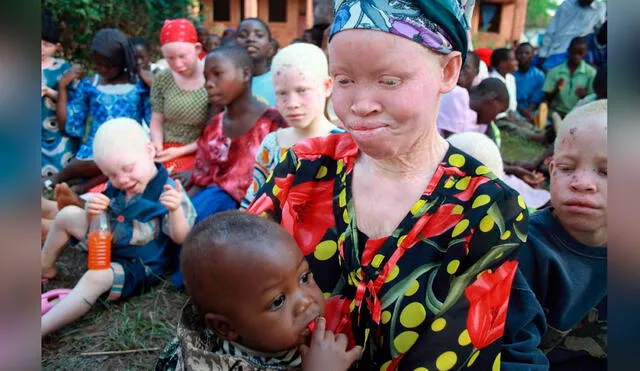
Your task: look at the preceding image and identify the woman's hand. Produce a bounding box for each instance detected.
[59,67,84,89]
[300,317,362,371]
[41,86,57,99]
[155,147,184,163]
[85,193,110,216]
[160,180,184,212]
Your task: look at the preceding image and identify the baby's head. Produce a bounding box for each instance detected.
[550,100,607,245]
[447,132,504,178]
[93,118,157,196]
[181,211,325,352]
[271,43,332,129]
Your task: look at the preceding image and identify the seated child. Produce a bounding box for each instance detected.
[186,46,286,223]
[506,100,607,370]
[543,37,597,119]
[241,43,341,208]
[156,211,361,370]
[513,42,545,124]
[41,118,196,337]
[447,131,551,210]
[488,47,519,119]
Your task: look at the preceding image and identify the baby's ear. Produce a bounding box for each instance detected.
[144,141,156,159]
[204,313,239,342]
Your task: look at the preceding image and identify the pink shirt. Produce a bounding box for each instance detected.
[437,86,486,135]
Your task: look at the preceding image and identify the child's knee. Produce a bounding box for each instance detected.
[54,205,88,232]
[81,269,114,295]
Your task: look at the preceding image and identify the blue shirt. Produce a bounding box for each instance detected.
[513,66,545,110]
[251,70,276,106]
[508,208,607,370]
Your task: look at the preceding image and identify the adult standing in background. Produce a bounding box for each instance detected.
[537,0,606,71]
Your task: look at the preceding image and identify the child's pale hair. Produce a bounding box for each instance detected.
[555,99,608,148]
[271,43,329,83]
[93,118,151,161]
[447,132,505,178]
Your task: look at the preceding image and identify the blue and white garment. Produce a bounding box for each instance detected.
[41,58,77,176]
[66,75,151,160]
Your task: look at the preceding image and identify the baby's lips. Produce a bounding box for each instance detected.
[307,320,316,333]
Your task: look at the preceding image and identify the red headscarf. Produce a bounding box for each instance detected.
[160,18,198,45]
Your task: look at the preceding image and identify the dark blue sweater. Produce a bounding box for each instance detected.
[507,207,607,370]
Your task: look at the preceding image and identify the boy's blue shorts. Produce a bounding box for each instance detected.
[70,238,162,301]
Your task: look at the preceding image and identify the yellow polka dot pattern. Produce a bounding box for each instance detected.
[272,184,280,196]
[448,154,466,167]
[394,331,419,353]
[516,212,524,221]
[479,215,495,232]
[447,259,460,274]
[458,329,471,346]
[436,351,457,371]
[381,310,392,324]
[444,176,456,188]
[336,159,344,174]
[472,195,490,209]
[380,360,392,371]
[385,265,400,283]
[492,353,501,371]
[397,235,407,247]
[323,292,331,299]
[343,209,349,224]
[400,302,427,328]
[314,240,337,261]
[452,205,464,214]
[517,195,526,209]
[414,368,429,371]
[405,280,420,296]
[431,318,446,332]
[339,189,346,207]
[467,350,480,367]
[475,165,491,175]
[411,199,427,215]
[455,176,471,191]
[500,230,511,240]
[316,166,328,179]
[452,219,469,237]
[371,254,385,268]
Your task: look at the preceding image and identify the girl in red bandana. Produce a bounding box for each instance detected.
[149,19,211,182]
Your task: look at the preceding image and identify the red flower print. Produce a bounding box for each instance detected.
[247,193,274,215]
[281,179,336,256]
[464,260,518,349]
[453,176,491,202]
[413,203,464,241]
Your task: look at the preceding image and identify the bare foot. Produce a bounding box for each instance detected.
[55,183,84,210]
[41,265,58,281]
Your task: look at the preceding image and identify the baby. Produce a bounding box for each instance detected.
[41,117,196,337]
[157,211,360,370]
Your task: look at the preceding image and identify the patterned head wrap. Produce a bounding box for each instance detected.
[160,18,198,45]
[330,0,475,60]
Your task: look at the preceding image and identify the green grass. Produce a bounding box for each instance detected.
[41,249,187,370]
[500,131,549,163]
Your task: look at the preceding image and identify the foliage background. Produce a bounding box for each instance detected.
[42,0,203,67]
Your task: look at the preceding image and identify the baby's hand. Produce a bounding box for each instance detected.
[59,67,84,88]
[160,180,184,212]
[300,317,362,371]
[85,193,110,216]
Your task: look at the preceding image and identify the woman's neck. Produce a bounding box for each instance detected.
[252,58,269,76]
[359,128,449,181]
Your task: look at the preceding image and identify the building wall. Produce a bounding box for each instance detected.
[202,0,312,46]
[471,0,528,48]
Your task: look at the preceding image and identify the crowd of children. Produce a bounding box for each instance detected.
[41,3,607,370]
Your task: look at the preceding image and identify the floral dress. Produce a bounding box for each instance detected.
[247,133,529,370]
[41,58,76,176]
[66,75,151,160]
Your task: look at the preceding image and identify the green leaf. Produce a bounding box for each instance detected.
[380,262,440,310]
[487,202,506,235]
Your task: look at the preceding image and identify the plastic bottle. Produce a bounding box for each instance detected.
[87,210,112,270]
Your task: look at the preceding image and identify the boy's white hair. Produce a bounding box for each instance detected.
[271,43,329,82]
[555,99,607,148]
[93,118,150,161]
[447,132,504,178]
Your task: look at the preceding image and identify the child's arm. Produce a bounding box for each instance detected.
[155,141,198,163]
[55,67,84,131]
[160,180,195,244]
[149,112,165,152]
[300,317,361,371]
